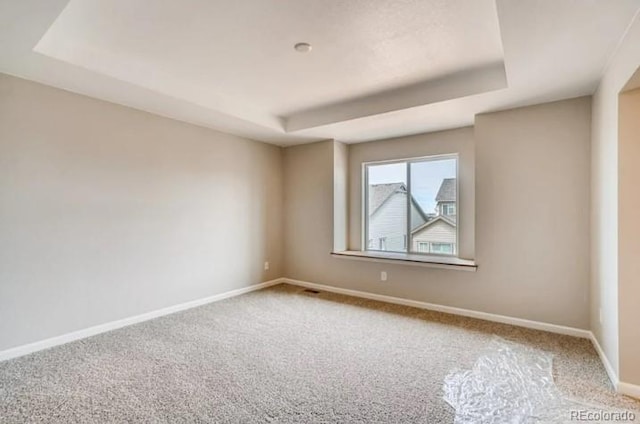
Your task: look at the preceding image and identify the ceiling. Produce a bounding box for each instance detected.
[1,0,640,145]
[624,67,640,91]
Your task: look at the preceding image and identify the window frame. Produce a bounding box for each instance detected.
[362,153,459,258]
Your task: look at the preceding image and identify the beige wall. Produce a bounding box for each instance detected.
[283,141,335,279]
[283,97,591,329]
[0,74,283,351]
[591,13,640,378]
[333,141,349,252]
[618,88,640,385]
[475,97,591,328]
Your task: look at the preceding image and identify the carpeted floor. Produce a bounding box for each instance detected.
[0,283,638,423]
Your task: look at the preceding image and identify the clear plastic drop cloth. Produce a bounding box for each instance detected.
[443,337,638,424]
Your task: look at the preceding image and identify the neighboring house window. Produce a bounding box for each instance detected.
[364,155,458,256]
[442,203,456,216]
[417,242,430,253]
[431,243,454,254]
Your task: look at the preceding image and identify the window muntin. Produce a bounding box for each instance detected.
[364,155,458,256]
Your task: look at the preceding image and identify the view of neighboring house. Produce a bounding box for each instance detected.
[368,179,456,255]
[411,178,457,255]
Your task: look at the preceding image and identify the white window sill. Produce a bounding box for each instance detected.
[331,250,477,272]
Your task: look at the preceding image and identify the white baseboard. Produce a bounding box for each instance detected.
[0,278,283,362]
[587,333,640,400]
[282,278,591,339]
[618,381,640,399]
[589,332,620,390]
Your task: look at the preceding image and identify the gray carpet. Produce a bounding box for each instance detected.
[0,283,638,423]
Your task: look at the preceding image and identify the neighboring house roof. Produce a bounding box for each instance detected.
[369,183,405,214]
[435,178,456,202]
[368,183,429,221]
[410,197,429,224]
[410,215,456,235]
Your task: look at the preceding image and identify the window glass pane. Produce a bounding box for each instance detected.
[366,162,407,253]
[409,158,457,255]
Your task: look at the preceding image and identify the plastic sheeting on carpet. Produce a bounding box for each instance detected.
[443,337,637,424]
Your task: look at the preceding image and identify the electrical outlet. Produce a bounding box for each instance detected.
[380,271,387,281]
[264,261,269,271]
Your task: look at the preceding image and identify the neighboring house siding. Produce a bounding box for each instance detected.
[412,220,456,250]
[369,193,407,251]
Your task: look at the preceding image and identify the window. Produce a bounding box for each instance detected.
[417,242,430,253]
[364,155,458,256]
[442,203,456,216]
[431,243,454,254]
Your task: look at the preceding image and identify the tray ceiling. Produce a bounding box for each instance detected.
[2,0,640,144]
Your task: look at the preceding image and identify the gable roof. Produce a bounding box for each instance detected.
[410,215,456,235]
[436,178,456,202]
[369,183,406,215]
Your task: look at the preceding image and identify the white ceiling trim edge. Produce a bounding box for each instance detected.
[284,62,508,132]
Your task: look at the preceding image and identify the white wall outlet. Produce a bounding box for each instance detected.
[264,261,269,271]
[380,271,387,281]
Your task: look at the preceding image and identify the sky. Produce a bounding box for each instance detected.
[368,158,456,213]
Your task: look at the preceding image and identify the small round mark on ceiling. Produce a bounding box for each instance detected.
[294,42,312,53]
